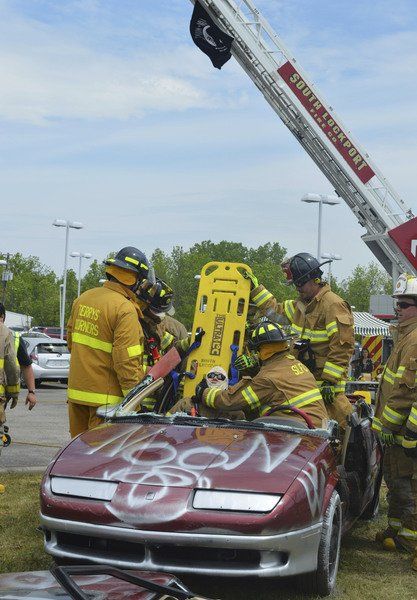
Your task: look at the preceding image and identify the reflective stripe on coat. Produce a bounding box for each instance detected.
[251,283,354,390]
[202,351,328,428]
[67,281,145,406]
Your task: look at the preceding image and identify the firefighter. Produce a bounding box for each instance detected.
[0,317,20,435]
[372,273,417,571]
[66,246,154,438]
[0,303,36,410]
[164,312,188,344]
[244,253,354,428]
[138,278,189,411]
[150,279,188,355]
[140,278,189,365]
[171,319,328,428]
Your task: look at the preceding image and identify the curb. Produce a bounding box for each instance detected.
[0,466,47,474]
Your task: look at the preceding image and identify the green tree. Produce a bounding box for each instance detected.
[64,269,78,320]
[339,263,392,311]
[151,240,290,329]
[81,260,106,293]
[1,253,60,325]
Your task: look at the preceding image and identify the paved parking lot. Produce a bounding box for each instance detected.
[0,384,70,472]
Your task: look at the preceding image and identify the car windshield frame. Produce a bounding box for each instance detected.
[110,411,335,440]
[50,564,199,600]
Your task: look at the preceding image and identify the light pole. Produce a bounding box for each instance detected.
[59,283,64,329]
[0,258,7,303]
[53,219,84,339]
[301,193,340,260]
[321,253,342,286]
[0,254,13,304]
[70,252,92,297]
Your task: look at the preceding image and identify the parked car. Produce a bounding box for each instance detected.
[22,336,70,385]
[21,331,51,339]
[0,564,212,600]
[9,325,29,333]
[40,383,382,597]
[31,326,67,340]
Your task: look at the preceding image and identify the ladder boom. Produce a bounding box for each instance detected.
[190,0,416,277]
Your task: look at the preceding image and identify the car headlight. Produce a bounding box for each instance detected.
[193,490,281,512]
[50,476,117,501]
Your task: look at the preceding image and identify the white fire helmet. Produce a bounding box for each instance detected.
[205,366,229,391]
[392,273,417,298]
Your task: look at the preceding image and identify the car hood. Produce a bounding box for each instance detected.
[50,421,325,495]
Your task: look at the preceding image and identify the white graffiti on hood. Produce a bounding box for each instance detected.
[297,460,329,518]
[88,426,303,525]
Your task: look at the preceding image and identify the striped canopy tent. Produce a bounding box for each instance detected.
[353,312,391,337]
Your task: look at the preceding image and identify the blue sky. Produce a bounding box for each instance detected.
[1,0,416,280]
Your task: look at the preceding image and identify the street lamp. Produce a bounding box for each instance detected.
[321,253,342,286]
[0,258,7,303]
[53,219,84,339]
[58,283,64,329]
[70,252,92,297]
[301,193,340,260]
[0,255,13,304]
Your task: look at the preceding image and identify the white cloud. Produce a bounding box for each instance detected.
[0,46,213,123]
[0,3,249,124]
[0,0,416,284]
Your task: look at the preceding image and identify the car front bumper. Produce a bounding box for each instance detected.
[41,513,322,577]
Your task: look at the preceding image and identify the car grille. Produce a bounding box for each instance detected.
[57,531,146,561]
[55,531,288,570]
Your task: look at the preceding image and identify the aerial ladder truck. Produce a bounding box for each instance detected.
[189,0,417,282]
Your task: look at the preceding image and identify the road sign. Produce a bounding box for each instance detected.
[388,216,417,272]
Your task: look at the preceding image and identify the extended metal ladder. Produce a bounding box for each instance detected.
[189,0,416,278]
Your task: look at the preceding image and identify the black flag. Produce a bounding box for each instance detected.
[190,1,234,69]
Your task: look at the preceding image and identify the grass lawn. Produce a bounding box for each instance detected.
[0,474,416,598]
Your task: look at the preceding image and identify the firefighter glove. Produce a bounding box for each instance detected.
[194,327,205,345]
[243,270,259,289]
[402,434,417,458]
[194,378,208,404]
[234,353,259,372]
[379,427,396,447]
[7,396,18,410]
[320,381,335,405]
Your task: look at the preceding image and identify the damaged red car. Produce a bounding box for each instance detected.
[40,397,381,597]
[40,261,382,597]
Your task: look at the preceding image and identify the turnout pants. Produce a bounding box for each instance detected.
[383,445,417,551]
[68,401,104,438]
[326,393,353,430]
[0,398,6,426]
